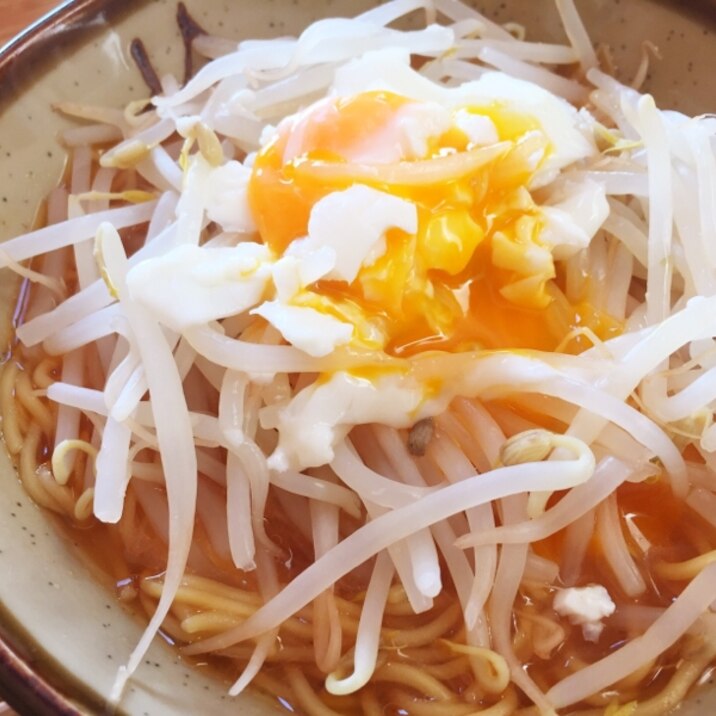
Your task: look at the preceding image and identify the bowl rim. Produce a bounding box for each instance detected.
[0,0,116,85]
[2,0,716,714]
[0,635,81,716]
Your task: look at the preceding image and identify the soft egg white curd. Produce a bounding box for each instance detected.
[127,51,614,471]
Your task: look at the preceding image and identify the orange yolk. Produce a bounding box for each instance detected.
[249,91,620,358]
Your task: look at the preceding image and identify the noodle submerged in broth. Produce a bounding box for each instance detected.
[4,1,716,714]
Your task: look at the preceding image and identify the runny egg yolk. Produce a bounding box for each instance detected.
[249,91,620,357]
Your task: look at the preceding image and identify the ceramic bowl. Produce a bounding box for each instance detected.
[2,1,716,714]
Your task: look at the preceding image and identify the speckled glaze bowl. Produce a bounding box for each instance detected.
[2,1,716,714]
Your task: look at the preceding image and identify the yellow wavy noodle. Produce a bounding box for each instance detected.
[382,602,463,649]
[315,688,363,714]
[31,357,59,390]
[440,640,511,695]
[0,362,25,455]
[286,664,345,716]
[681,521,714,556]
[192,518,236,573]
[614,660,658,693]
[220,645,317,664]
[74,487,95,521]
[359,688,385,716]
[515,610,566,660]
[313,590,343,673]
[6,334,716,716]
[423,656,472,681]
[19,424,63,513]
[373,661,456,700]
[15,371,54,435]
[182,612,243,636]
[252,670,297,710]
[138,589,189,644]
[631,637,716,716]
[655,550,716,581]
[388,688,513,716]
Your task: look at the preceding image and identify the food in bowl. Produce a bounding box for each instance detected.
[3,0,716,714]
